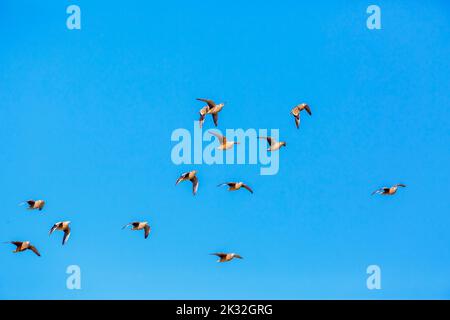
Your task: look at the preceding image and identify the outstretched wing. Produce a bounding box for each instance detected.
[209,131,226,144]
[191,176,199,195]
[241,184,254,194]
[49,223,59,235]
[303,104,312,115]
[259,136,274,146]
[10,241,22,248]
[218,182,235,188]
[371,188,381,195]
[29,245,41,257]
[197,98,216,109]
[199,114,205,128]
[63,227,71,245]
[371,188,387,195]
[212,113,219,127]
[211,252,227,258]
[294,115,300,129]
[144,224,151,239]
[176,172,189,185]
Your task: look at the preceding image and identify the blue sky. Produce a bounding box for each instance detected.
[1,0,449,299]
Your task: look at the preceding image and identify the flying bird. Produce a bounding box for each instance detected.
[21,199,45,211]
[7,241,41,257]
[197,98,225,128]
[176,170,199,195]
[259,136,286,151]
[210,252,243,263]
[290,103,312,129]
[49,221,71,245]
[372,184,406,196]
[209,131,239,150]
[218,182,253,194]
[122,221,151,239]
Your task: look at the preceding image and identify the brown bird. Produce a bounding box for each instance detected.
[122,221,151,239]
[176,170,199,195]
[372,184,406,196]
[49,221,71,245]
[7,241,41,257]
[209,131,239,150]
[22,199,45,211]
[290,103,312,129]
[211,252,243,263]
[259,136,286,151]
[197,98,225,128]
[218,182,253,194]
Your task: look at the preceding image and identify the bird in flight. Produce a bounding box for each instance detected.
[49,221,72,245]
[210,252,243,263]
[197,98,225,128]
[209,131,239,150]
[21,199,45,211]
[372,184,406,196]
[290,103,312,129]
[6,241,41,257]
[259,136,286,151]
[122,221,151,239]
[218,182,253,194]
[176,170,199,195]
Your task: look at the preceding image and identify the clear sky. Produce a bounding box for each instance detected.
[1,0,449,300]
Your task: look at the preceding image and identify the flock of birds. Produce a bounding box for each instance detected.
[5,98,406,263]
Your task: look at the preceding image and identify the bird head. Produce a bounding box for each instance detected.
[281,142,287,147]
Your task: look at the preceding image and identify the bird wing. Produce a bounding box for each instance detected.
[259,136,274,146]
[122,223,133,229]
[234,254,243,259]
[212,113,219,127]
[199,114,206,128]
[196,98,216,109]
[371,188,382,195]
[29,245,41,257]
[49,224,59,235]
[211,253,227,258]
[294,116,300,129]
[241,184,254,194]
[26,200,35,207]
[218,182,235,188]
[191,176,199,195]
[303,104,312,115]
[176,172,189,185]
[63,227,71,245]
[209,131,225,144]
[144,224,151,239]
[10,241,22,247]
